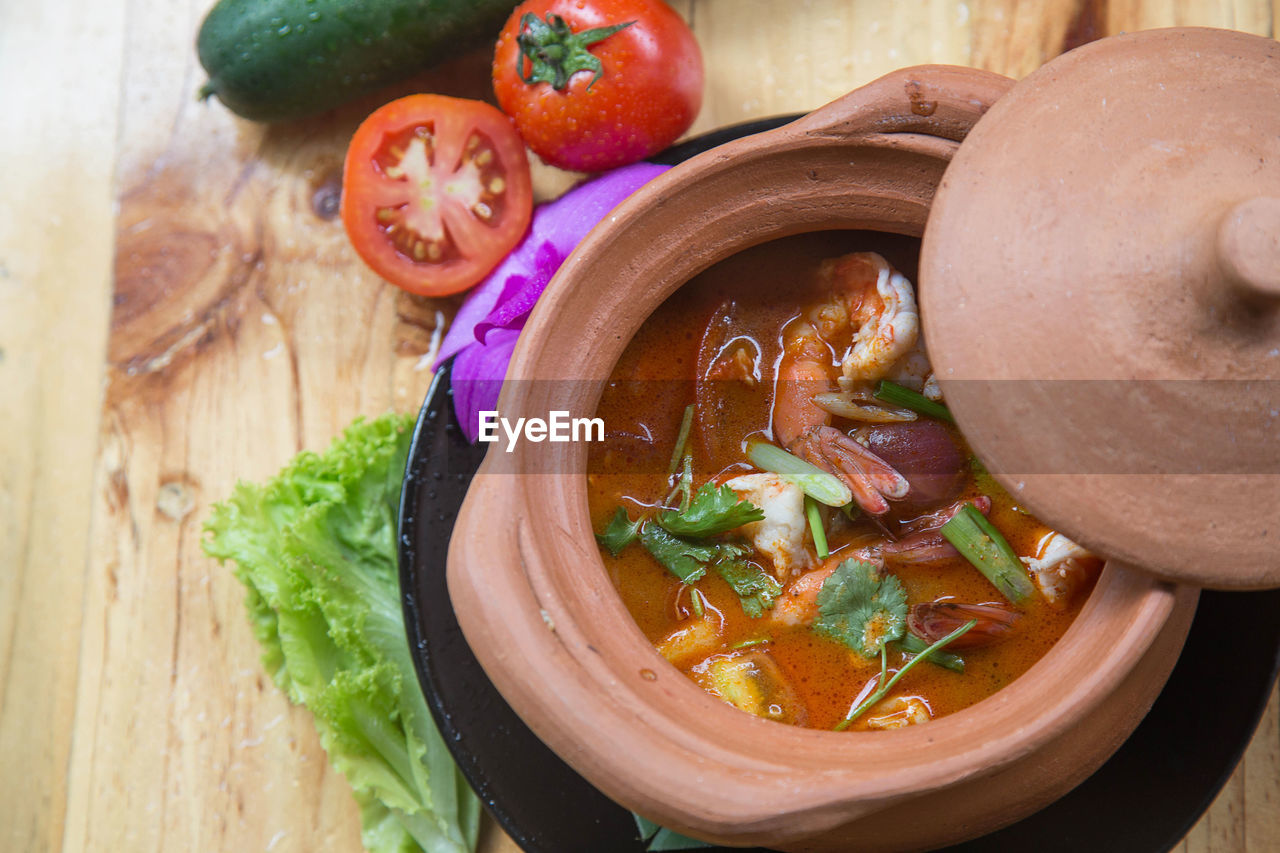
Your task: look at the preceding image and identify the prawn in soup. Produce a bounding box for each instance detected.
[587,232,1099,731]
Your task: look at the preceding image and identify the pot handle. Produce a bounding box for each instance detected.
[788,65,1015,144]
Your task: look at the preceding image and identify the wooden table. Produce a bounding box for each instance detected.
[3,1,1278,851]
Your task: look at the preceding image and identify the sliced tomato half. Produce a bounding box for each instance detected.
[341,95,533,296]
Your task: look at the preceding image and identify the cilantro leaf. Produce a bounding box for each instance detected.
[715,558,782,618]
[813,559,908,657]
[657,482,765,538]
[597,464,771,620]
[638,523,714,583]
[596,506,642,556]
[638,525,757,590]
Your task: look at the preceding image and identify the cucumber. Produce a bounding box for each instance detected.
[197,0,519,122]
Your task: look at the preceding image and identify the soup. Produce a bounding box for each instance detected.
[587,232,1099,732]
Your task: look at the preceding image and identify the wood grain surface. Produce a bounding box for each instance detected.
[2,2,1277,852]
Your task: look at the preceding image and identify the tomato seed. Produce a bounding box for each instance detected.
[473,202,493,220]
[412,241,426,260]
[376,208,395,223]
[488,176,505,194]
[427,243,443,261]
[475,149,493,167]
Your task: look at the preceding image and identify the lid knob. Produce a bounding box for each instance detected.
[920,28,1280,590]
[1218,197,1280,301]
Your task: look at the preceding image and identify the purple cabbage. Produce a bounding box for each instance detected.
[438,162,670,441]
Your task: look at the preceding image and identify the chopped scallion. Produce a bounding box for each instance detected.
[668,404,695,475]
[835,619,976,730]
[874,380,954,423]
[665,454,693,509]
[746,440,852,507]
[898,633,964,673]
[940,504,1034,604]
[805,496,829,559]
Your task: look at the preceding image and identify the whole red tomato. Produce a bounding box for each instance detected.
[493,0,704,172]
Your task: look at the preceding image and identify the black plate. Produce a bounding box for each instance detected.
[399,119,1280,853]
[400,362,1280,853]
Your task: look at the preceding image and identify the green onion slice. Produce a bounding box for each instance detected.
[689,587,705,618]
[898,633,964,673]
[874,380,954,423]
[835,619,976,730]
[746,440,852,507]
[668,404,695,475]
[940,504,1034,604]
[805,496,829,560]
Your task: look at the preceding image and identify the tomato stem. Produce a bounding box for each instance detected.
[515,13,634,90]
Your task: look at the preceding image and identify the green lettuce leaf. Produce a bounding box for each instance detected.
[203,414,478,853]
[813,559,908,657]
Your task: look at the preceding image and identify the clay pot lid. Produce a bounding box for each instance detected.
[920,28,1280,590]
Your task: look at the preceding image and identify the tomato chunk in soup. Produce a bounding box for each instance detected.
[587,232,1099,731]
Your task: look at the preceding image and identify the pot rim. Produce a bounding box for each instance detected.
[448,65,1190,842]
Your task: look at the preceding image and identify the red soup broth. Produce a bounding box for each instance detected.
[587,231,1096,731]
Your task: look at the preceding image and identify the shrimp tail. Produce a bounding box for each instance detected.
[907,602,1020,650]
[789,425,909,516]
[880,531,955,567]
[814,426,910,499]
[881,496,993,567]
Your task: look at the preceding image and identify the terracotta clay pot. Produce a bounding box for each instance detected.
[447,63,1201,851]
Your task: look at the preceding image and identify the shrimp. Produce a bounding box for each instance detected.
[1021,532,1104,608]
[880,496,992,568]
[790,426,910,516]
[768,551,883,629]
[774,318,837,448]
[775,252,921,444]
[822,252,920,383]
[907,602,1020,649]
[772,253,920,515]
[881,335,943,401]
[864,696,932,730]
[769,563,837,629]
[723,473,815,580]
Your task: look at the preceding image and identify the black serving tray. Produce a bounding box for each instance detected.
[398,117,1280,853]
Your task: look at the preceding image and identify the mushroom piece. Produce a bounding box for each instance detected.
[695,649,808,726]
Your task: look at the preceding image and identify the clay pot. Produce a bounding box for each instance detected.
[446,62,1202,851]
